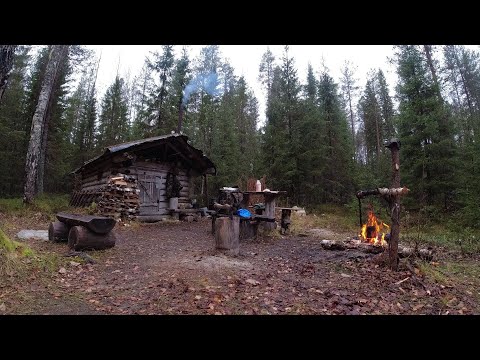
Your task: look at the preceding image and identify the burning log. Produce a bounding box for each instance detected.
[358,242,385,254]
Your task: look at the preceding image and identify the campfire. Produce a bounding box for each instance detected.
[359,210,390,246]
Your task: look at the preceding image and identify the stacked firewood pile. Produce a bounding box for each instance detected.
[97,174,140,220]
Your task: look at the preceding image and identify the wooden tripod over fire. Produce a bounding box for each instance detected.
[356,139,409,270]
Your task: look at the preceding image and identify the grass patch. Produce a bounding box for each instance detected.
[1,225,65,278]
[401,223,480,254]
[400,210,480,253]
[0,227,32,276]
[417,262,452,285]
[0,193,71,217]
[419,260,480,297]
[289,204,359,236]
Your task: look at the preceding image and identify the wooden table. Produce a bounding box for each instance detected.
[241,191,286,230]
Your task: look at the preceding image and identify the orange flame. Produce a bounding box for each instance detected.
[359,210,390,246]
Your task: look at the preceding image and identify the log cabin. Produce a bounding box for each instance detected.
[70,133,216,222]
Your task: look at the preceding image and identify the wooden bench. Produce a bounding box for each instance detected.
[49,212,117,251]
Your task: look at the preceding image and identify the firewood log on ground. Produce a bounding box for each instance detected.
[68,225,116,251]
[321,238,433,260]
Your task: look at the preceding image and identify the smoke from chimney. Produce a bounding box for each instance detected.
[182,72,220,106]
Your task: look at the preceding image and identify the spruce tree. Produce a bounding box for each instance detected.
[395,45,457,211]
[97,76,130,148]
[317,68,353,203]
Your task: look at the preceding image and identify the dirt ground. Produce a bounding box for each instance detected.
[1,216,479,315]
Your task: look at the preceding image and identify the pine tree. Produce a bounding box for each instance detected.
[297,64,327,204]
[258,47,276,97]
[97,76,130,148]
[190,45,222,156]
[317,67,353,203]
[376,69,396,139]
[131,63,155,139]
[358,74,383,166]
[262,46,302,202]
[170,46,190,133]
[148,45,175,134]
[0,45,17,103]
[442,45,480,224]
[0,46,31,196]
[340,60,359,161]
[395,45,457,210]
[357,71,391,186]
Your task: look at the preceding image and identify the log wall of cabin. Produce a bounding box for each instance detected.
[79,160,194,216]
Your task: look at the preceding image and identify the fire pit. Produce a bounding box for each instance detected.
[359,210,390,247]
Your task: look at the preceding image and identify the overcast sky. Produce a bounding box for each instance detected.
[84,45,477,125]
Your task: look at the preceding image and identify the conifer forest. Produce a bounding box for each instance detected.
[1,45,479,226]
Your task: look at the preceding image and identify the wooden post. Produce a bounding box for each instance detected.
[211,213,216,234]
[262,193,276,231]
[204,174,208,208]
[280,209,292,235]
[214,216,239,256]
[239,218,258,240]
[386,139,401,271]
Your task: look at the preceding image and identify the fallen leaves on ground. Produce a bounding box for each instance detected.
[1,219,479,315]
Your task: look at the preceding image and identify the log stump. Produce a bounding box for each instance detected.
[239,218,258,241]
[68,225,116,251]
[48,221,69,242]
[215,216,240,256]
[280,209,292,235]
[262,194,276,231]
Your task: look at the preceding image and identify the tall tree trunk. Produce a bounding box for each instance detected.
[23,45,69,204]
[0,45,17,103]
[453,47,475,116]
[37,47,69,195]
[347,90,356,161]
[36,101,51,194]
[423,45,442,100]
[157,74,167,131]
[375,112,381,161]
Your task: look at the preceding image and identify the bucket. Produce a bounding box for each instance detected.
[169,197,178,209]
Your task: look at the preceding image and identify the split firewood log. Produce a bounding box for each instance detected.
[320,240,346,250]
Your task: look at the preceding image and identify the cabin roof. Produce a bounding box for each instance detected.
[72,133,216,176]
